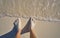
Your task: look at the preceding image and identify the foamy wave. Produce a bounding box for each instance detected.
[0,13,60,22]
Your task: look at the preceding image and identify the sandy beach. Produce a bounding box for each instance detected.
[0,0,60,38]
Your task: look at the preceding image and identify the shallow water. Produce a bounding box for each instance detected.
[0,0,60,38]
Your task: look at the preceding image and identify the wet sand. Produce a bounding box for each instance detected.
[0,0,60,38]
[0,16,60,38]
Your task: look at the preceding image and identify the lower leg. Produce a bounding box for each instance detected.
[30,29,36,38]
[16,29,21,38]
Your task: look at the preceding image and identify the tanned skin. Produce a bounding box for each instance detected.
[16,29,36,38]
[15,18,36,38]
[16,29,21,38]
[30,29,36,38]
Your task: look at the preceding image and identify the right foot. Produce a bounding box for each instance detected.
[21,17,36,34]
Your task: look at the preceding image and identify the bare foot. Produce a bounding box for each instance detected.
[30,18,36,38]
[21,17,35,34]
[14,18,22,38]
[31,18,35,29]
[14,18,21,30]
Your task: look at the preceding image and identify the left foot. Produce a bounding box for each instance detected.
[13,18,21,31]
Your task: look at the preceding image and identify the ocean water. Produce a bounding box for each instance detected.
[0,0,60,38]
